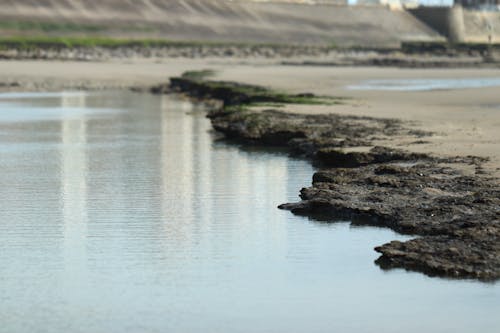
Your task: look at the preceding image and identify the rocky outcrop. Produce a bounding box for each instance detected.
[164,74,500,281]
[375,225,500,280]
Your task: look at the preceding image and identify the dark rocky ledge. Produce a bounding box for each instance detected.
[159,73,500,281]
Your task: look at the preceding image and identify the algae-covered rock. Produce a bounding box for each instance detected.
[169,73,500,281]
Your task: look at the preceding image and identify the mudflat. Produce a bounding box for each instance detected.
[2,59,500,176]
[1,59,499,279]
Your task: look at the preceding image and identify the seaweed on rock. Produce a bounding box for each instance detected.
[160,72,500,281]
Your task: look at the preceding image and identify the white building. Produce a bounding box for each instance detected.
[355,0,419,9]
[248,0,348,4]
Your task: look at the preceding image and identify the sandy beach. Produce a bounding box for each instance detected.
[2,59,499,177]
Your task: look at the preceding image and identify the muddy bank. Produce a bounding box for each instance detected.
[0,44,339,61]
[282,54,500,69]
[163,74,500,281]
[2,42,498,68]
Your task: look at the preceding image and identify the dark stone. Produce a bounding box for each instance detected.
[315,149,375,167]
[169,75,500,281]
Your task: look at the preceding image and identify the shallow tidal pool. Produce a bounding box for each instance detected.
[0,91,498,333]
[348,77,500,91]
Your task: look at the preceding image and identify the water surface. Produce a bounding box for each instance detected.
[348,77,500,91]
[0,91,498,333]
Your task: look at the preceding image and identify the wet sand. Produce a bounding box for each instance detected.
[1,59,499,176]
[214,66,500,177]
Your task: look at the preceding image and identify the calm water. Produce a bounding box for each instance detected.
[348,77,500,91]
[0,92,498,333]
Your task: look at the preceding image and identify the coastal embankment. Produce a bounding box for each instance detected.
[2,0,500,65]
[0,0,440,47]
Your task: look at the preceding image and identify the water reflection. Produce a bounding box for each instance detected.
[0,91,498,333]
[159,96,197,253]
[60,92,89,292]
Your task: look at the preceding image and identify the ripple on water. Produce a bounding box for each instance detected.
[0,91,498,333]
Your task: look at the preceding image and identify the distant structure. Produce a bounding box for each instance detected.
[454,0,500,9]
[355,0,419,9]
[249,0,347,4]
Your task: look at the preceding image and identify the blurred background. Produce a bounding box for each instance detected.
[0,0,498,48]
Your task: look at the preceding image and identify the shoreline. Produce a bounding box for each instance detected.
[162,73,499,281]
[1,59,499,280]
[1,46,499,68]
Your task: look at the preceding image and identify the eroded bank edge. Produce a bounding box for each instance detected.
[158,71,500,282]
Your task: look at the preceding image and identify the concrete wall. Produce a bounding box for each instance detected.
[463,9,500,43]
[0,0,443,47]
[455,0,500,8]
[409,5,500,43]
[408,6,466,42]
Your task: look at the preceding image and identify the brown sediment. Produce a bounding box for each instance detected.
[1,45,498,68]
[163,74,500,281]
